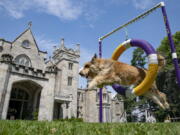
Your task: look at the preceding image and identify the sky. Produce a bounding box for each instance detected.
[0,0,180,94]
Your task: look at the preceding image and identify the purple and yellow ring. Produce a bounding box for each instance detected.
[111,39,158,96]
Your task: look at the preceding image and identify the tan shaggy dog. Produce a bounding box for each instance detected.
[79,54,170,110]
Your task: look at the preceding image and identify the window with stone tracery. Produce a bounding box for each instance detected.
[15,54,32,67]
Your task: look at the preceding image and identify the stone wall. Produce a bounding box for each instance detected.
[77,88,126,122]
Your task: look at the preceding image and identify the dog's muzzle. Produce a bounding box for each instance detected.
[79,71,84,76]
[79,67,89,78]
[79,71,89,78]
[79,67,85,76]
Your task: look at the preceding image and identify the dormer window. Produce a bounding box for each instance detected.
[22,40,30,48]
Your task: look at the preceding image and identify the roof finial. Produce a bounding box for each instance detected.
[28,21,32,28]
[76,43,80,53]
[60,38,65,49]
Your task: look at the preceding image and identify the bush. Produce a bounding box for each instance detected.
[33,111,39,120]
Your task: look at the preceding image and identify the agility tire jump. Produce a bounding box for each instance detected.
[111,39,158,96]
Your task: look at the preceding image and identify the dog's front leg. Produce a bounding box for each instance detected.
[88,78,100,89]
[88,75,113,89]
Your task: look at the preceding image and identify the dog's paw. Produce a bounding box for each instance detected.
[88,81,97,89]
[88,84,95,89]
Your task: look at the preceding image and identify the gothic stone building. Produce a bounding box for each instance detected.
[77,87,126,122]
[0,28,126,122]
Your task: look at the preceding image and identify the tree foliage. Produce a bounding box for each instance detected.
[157,31,180,71]
[155,70,180,121]
[131,48,146,68]
[155,31,180,121]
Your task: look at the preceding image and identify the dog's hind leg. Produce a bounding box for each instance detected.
[145,93,166,109]
[144,88,169,110]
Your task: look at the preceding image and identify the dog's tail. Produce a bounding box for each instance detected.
[157,54,166,72]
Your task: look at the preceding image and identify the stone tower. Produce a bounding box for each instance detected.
[51,38,80,118]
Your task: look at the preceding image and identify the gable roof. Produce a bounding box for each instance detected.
[13,28,47,54]
[0,38,12,44]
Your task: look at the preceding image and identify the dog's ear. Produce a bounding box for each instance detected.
[93,54,97,59]
[91,54,97,63]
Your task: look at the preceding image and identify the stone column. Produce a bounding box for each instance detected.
[38,73,55,121]
[32,89,41,113]
[1,81,12,119]
[65,103,68,118]
[85,89,98,122]
[111,100,116,122]
[0,63,11,119]
[68,102,71,119]
[108,107,111,122]
[106,107,109,122]
[103,106,106,122]
[62,103,67,119]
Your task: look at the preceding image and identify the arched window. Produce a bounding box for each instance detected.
[15,54,32,67]
[22,40,30,48]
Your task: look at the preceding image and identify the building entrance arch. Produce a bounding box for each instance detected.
[7,80,42,120]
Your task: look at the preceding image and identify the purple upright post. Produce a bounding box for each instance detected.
[99,40,102,58]
[99,40,103,122]
[161,5,180,87]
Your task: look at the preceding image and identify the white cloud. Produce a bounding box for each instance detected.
[0,0,82,20]
[36,35,57,56]
[79,47,93,67]
[105,0,155,10]
[79,46,94,88]
[0,0,156,21]
[106,0,129,5]
[132,0,154,10]
[0,0,31,19]
[35,0,82,20]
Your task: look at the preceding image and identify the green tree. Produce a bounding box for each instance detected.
[155,31,180,121]
[157,31,180,71]
[131,48,146,68]
[155,70,180,122]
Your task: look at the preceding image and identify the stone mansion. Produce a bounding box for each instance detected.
[0,28,126,122]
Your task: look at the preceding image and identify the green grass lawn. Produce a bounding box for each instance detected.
[0,120,180,135]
